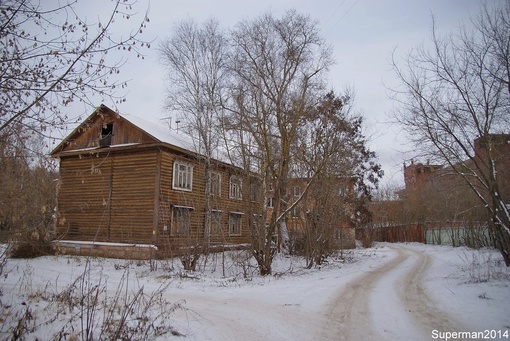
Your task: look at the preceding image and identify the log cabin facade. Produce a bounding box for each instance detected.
[51,105,260,258]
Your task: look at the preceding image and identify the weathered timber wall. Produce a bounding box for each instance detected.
[156,152,253,252]
[56,149,157,244]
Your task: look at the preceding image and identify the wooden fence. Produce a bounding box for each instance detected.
[365,221,493,247]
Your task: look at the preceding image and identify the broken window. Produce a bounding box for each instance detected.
[100,122,113,147]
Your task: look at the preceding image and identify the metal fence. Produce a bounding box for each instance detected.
[370,221,494,248]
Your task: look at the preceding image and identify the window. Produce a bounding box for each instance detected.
[337,186,346,197]
[291,205,300,218]
[210,210,222,235]
[173,161,193,191]
[250,214,263,231]
[229,175,242,199]
[209,171,221,197]
[266,197,274,208]
[100,122,113,147]
[293,186,301,197]
[335,229,342,240]
[172,206,192,236]
[229,212,242,235]
[250,181,261,202]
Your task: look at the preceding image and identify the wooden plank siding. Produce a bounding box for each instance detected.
[56,149,158,244]
[156,151,254,252]
[52,105,259,258]
[109,151,157,244]
[56,155,113,241]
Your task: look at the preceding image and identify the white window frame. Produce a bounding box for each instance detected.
[229,175,242,200]
[209,171,221,197]
[173,161,193,191]
[229,212,243,235]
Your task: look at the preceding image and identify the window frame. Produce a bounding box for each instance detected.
[250,181,261,202]
[171,206,193,236]
[209,171,221,197]
[293,185,301,197]
[173,160,193,191]
[228,212,243,236]
[229,175,243,200]
[210,210,222,235]
[291,205,300,218]
[100,122,113,147]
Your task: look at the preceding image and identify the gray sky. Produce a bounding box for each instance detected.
[73,0,489,186]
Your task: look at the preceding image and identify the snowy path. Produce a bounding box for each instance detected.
[170,244,472,340]
[2,243,507,340]
[319,245,467,340]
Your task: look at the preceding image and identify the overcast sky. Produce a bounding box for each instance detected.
[69,0,491,186]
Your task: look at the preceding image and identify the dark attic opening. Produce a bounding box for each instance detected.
[100,122,113,147]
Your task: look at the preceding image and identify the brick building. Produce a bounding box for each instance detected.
[403,160,443,192]
[266,177,356,251]
[368,134,509,246]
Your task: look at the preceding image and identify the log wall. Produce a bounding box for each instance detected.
[56,149,157,244]
[156,152,253,252]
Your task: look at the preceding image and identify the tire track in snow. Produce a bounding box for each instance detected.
[319,245,466,341]
[398,246,467,336]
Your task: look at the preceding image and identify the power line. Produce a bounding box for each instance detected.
[323,0,347,27]
[324,0,362,37]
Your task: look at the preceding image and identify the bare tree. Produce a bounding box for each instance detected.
[296,91,383,262]
[391,2,510,265]
[226,10,334,275]
[159,19,229,268]
[159,18,228,158]
[0,126,56,257]
[0,0,150,141]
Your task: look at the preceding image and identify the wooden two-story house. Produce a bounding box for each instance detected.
[51,105,259,259]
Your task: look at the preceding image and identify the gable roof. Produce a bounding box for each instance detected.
[50,104,198,155]
[50,104,236,167]
[121,112,197,152]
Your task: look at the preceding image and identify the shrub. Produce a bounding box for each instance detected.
[10,228,53,258]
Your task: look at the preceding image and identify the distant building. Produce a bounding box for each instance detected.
[266,177,356,251]
[403,160,443,192]
[401,134,509,206]
[382,134,510,246]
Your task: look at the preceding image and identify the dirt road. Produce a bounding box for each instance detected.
[319,244,467,341]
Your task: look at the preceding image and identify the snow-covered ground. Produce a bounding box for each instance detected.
[0,243,508,340]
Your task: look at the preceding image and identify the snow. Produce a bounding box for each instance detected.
[56,240,159,249]
[121,112,237,167]
[122,113,198,153]
[0,243,508,340]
